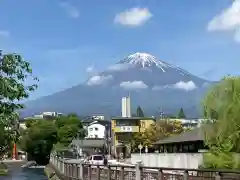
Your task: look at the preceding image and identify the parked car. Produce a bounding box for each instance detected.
[85,154,107,165]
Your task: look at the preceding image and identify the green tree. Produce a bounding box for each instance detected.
[25,119,37,128]
[136,106,144,117]
[201,76,240,169]
[55,114,85,149]
[131,119,184,152]
[0,51,38,155]
[57,125,79,145]
[19,120,57,165]
[177,108,186,119]
[55,115,82,129]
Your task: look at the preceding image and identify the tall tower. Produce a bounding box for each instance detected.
[121,97,127,117]
[121,94,131,117]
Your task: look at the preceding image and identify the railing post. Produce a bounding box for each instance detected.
[62,160,64,174]
[183,170,188,180]
[119,166,124,180]
[57,158,59,170]
[67,163,70,177]
[96,165,100,180]
[88,164,92,180]
[135,161,142,180]
[215,172,221,180]
[107,165,111,180]
[158,169,163,180]
[79,162,83,179]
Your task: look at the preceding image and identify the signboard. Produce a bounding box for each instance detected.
[120,126,132,132]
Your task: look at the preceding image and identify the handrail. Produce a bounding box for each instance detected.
[49,154,240,180]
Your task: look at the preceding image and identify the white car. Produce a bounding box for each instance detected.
[87,155,105,165]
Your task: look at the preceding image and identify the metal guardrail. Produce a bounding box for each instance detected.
[50,154,240,180]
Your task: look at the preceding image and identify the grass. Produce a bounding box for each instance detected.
[0,168,8,176]
[0,162,8,176]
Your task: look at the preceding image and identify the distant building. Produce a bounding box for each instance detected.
[23,111,63,120]
[91,115,105,120]
[87,123,106,139]
[111,116,156,158]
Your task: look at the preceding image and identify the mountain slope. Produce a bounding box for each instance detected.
[21,52,213,117]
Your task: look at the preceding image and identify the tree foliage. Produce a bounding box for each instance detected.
[19,114,85,164]
[136,106,144,117]
[20,120,57,165]
[201,76,240,169]
[0,51,38,156]
[177,108,186,119]
[131,119,184,152]
[56,115,85,144]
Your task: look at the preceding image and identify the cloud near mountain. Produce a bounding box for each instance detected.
[120,81,148,90]
[87,75,113,85]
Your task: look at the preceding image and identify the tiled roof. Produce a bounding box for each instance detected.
[153,127,205,145]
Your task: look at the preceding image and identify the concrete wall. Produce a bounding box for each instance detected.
[130,153,203,169]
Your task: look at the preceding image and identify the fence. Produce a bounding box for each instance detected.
[50,154,240,180]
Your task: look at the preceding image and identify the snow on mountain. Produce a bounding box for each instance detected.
[22,52,214,117]
[122,52,171,70]
[118,52,191,75]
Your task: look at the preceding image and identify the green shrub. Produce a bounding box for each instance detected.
[200,152,240,169]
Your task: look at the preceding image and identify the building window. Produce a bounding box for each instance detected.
[95,135,98,138]
[95,127,98,131]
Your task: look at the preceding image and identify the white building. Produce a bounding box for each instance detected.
[87,123,106,139]
[24,111,63,120]
[91,115,104,120]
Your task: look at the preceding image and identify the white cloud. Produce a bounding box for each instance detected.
[207,0,240,42]
[87,75,112,86]
[120,81,148,89]
[107,64,132,71]
[114,7,152,27]
[152,81,197,91]
[173,81,197,91]
[86,65,95,73]
[0,30,10,38]
[59,2,80,19]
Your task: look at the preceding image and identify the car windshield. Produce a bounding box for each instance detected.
[93,155,103,160]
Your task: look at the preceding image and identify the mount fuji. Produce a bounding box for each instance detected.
[21,52,213,118]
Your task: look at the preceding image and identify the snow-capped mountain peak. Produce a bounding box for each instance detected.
[120,52,172,72]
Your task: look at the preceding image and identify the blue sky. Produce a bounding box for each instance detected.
[1,0,240,99]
